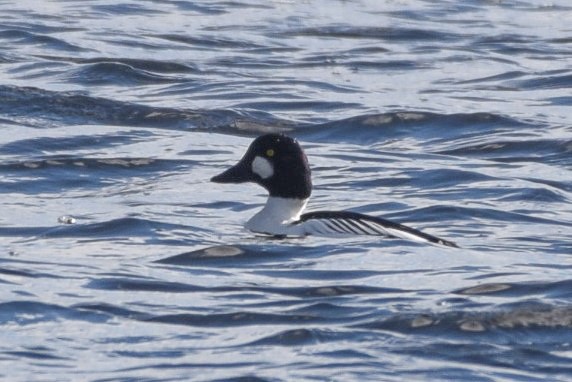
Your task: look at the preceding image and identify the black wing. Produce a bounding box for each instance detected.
[297,210,457,247]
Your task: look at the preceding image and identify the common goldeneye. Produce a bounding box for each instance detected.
[211,134,457,247]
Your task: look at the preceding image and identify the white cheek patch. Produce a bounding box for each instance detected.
[252,156,274,179]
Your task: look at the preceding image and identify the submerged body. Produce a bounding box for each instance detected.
[211,134,457,247]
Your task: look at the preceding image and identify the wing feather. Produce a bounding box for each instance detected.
[323,220,347,234]
[297,210,457,247]
[334,218,364,235]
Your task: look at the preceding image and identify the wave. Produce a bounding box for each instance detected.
[0,217,203,240]
[0,300,109,325]
[284,26,461,42]
[434,137,572,165]
[65,62,186,86]
[0,85,244,129]
[85,275,403,299]
[0,29,85,52]
[0,85,548,149]
[358,301,572,334]
[299,111,535,144]
[0,157,196,195]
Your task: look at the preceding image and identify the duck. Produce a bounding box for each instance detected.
[211,133,457,247]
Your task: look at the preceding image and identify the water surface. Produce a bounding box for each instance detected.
[1,1,572,381]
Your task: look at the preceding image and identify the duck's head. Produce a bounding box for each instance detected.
[211,134,312,199]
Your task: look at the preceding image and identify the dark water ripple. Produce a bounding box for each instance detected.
[40,55,201,73]
[0,85,246,129]
[284,25,463,42]
[66,62,187,86]
[0,301,110,325]
[0,29,86,52]
[0,157,196,195]
[1,0,572,381]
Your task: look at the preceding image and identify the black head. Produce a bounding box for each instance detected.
[211,134,312,199]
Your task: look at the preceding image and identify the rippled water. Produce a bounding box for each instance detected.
[1,0,572,381]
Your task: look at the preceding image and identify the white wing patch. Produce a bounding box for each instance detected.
[297,211,457,247]
[308,217,399,237]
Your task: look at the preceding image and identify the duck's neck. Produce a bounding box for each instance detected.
[246,196,308,234]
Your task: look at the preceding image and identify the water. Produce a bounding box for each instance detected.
[1,0,572,380]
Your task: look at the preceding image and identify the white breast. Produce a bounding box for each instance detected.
[245,196,308,236]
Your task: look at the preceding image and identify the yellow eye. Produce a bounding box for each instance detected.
[266,149,275,157]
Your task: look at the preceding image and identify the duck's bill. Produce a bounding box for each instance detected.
[211,160,253,183]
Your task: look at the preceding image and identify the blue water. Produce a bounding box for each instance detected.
[1,0,572,381]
